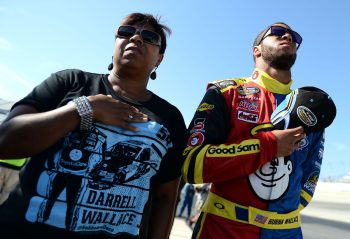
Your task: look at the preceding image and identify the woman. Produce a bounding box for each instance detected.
[0,12,186,239]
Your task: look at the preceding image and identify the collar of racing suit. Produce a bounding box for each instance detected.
[251,68,293,94]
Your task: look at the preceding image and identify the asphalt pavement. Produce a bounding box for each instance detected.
[302,215,350,239]
[170,217,193,239]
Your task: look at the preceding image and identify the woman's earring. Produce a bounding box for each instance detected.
[108,56,113,71]
[150,66,158,80]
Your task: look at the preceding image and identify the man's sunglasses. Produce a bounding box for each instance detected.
[260,26,302,49]
[116,25,161,46]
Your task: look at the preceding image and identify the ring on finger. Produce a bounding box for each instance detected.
[128,113,133,120]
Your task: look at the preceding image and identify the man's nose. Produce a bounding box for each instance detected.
[281,32,293,42]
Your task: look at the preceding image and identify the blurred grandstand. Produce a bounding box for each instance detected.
[0,98,14,123]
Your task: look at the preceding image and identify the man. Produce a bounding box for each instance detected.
[177,183,195,220]
[182,22,325,239]
[0,13,186,239]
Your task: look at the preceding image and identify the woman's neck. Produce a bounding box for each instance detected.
[108,70,151,102]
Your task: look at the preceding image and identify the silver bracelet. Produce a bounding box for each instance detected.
[72,96,93,131]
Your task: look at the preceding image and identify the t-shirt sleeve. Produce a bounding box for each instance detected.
[11,70,78,112]
[153,105,187,183]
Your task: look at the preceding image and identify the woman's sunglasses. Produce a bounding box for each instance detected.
[260,26,302,49]
[116,25,161,46]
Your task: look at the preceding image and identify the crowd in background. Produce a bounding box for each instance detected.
[176,183,210,228]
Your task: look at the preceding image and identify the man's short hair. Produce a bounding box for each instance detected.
[253,22,291,47]
[121,12,171,54]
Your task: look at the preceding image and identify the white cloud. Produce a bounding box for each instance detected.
[0,37,13,51]
[0,64,34,100]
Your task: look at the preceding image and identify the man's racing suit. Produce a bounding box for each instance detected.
[182,69,325,239]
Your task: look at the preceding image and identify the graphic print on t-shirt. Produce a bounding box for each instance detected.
[25,121,172,236]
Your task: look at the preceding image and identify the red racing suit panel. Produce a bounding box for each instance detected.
[182,76,279,204]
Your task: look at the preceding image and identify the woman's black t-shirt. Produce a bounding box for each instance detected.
[0,69,187,239]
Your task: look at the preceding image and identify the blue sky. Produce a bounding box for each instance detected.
[0,0,349,180]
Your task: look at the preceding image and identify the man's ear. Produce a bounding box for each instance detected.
[253,46,262,58]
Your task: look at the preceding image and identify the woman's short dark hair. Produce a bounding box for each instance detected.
[121,12,171,54]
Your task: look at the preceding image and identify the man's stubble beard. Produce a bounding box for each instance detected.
[261,45,297,71]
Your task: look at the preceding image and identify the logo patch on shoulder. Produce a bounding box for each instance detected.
[187,132,205,146]
[197,103,215,112]
[237,86,260,95]
[217,80,237,89]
